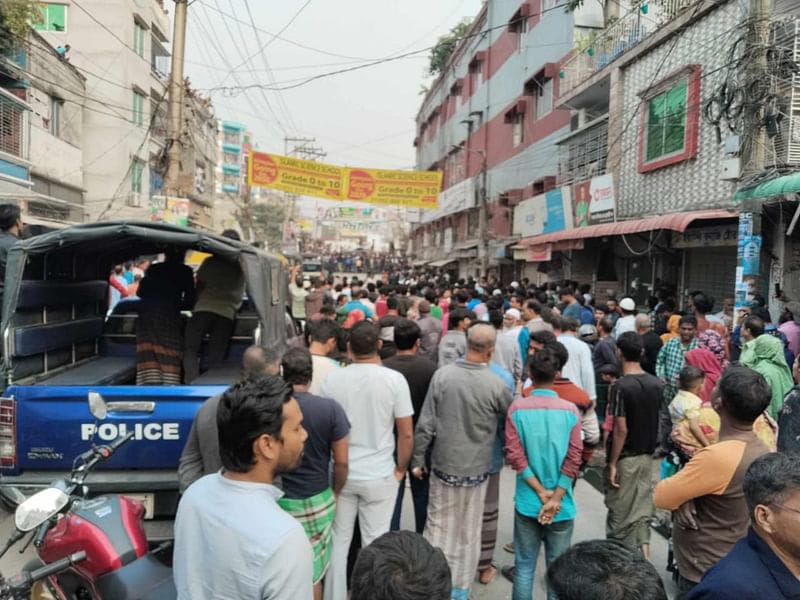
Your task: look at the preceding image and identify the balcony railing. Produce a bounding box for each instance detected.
[561,0,695,97]
[557,116,608,185]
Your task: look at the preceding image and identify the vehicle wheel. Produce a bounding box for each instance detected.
[0,494,18,513]
[0,486,25,513]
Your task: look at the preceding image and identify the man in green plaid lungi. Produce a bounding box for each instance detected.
[279,488,337,583]
[278,347,351,599]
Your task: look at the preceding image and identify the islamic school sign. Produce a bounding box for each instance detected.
[248,151,442,209]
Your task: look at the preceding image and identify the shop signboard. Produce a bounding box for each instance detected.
[573,176,615,226]
[672,225,739,248]
[513,195,546,237]
[543,187,573,233]
[589,174,615,223]
[421,177,476,223]
[527,244,552,262]
[573,181,591,228]
[164,198,189,227]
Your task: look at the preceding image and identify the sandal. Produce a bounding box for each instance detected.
[478,565,497,585]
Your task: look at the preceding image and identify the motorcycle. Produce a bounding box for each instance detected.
[0,392,176,600]
[0,551,86,600]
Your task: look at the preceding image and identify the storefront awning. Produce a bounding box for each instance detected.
[452,241,478,251]
[429,258,457,268]
[733,173,800,202]
[519,209,739,246]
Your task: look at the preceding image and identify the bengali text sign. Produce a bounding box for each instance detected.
[248,151,345,200]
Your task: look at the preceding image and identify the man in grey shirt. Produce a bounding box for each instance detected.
[412,322,513,600]
[174,374,312,600]
[438,307,472,366]
[177,346,281,493]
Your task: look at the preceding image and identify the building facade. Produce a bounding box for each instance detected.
[178,89,216,229]
[214,120,248,235]
[544,0,800,313]
[412,0,603,281]
[37,0,171,222]
[0,29,86,228]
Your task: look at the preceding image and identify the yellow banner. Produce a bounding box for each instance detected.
[248,151,345,200]
[248,151,441,208]
[346,168,442,209]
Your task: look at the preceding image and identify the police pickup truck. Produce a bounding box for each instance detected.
[0,222,286,522]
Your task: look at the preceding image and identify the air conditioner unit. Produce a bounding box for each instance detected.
[128,193,143,208]
[766,18,800,168]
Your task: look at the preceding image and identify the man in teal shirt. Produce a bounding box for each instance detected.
[504,348,583,600]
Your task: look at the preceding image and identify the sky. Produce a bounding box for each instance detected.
[184,0,484,171]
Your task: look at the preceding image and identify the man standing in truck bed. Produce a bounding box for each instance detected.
[183,229,246,384]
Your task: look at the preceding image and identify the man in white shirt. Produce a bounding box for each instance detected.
[322,321,414,600]
[557,316,597,403]
[289,265,309,327]
[307,319,342,395]
[612,298,638,339]
[174,375,313,600]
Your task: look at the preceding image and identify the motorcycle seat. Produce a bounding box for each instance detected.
[95,553,176,600]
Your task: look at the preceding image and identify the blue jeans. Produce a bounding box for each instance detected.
[390,472,429,534]
[512,510,574,600]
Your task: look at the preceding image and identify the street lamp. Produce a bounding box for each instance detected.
[452,144,489,274]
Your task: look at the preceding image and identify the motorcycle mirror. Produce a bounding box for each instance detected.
[88,391,108,421]
[15,487,69,532]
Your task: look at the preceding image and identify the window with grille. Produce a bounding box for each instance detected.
[131,159,145,194]
[33,3,67,32]
[558,119,609,184]
[134,21,146,57]
[50,97,63,137]
[0,98,24,157]
[468,210,479,237]
[536,79,554,120]
[638,65,701,173]
[512,113,524,147]
[132,91,146,126]
[469,61,483,88]
[645,80,687,161]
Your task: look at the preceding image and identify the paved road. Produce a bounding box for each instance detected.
[397,467,677,600]
[0,468,677,599]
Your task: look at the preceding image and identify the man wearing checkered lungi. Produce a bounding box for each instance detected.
[412,323,513,600]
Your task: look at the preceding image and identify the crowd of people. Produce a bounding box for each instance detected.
[171,267,800,600]
[308,251,410,275]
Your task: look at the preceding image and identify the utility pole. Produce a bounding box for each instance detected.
[279,137,326,253]
[733,0,771,322]
[164,0,188,196]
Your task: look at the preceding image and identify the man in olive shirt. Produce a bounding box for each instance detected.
[183,229,246,383]
[655,366,771,599]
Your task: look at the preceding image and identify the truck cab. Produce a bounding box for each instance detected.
[0,222,286,524]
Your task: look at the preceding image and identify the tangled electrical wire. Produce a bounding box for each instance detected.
[703,18,800,145]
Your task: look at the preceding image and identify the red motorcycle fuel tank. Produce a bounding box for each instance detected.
[39,495,148,578]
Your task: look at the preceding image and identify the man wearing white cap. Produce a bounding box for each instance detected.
[612,298,638,339]
[503,308,529,365]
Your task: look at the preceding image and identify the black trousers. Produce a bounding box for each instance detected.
[183,311,234,383]
[675,573,697,600]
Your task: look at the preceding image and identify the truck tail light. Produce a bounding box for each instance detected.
[0,399,16,468]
